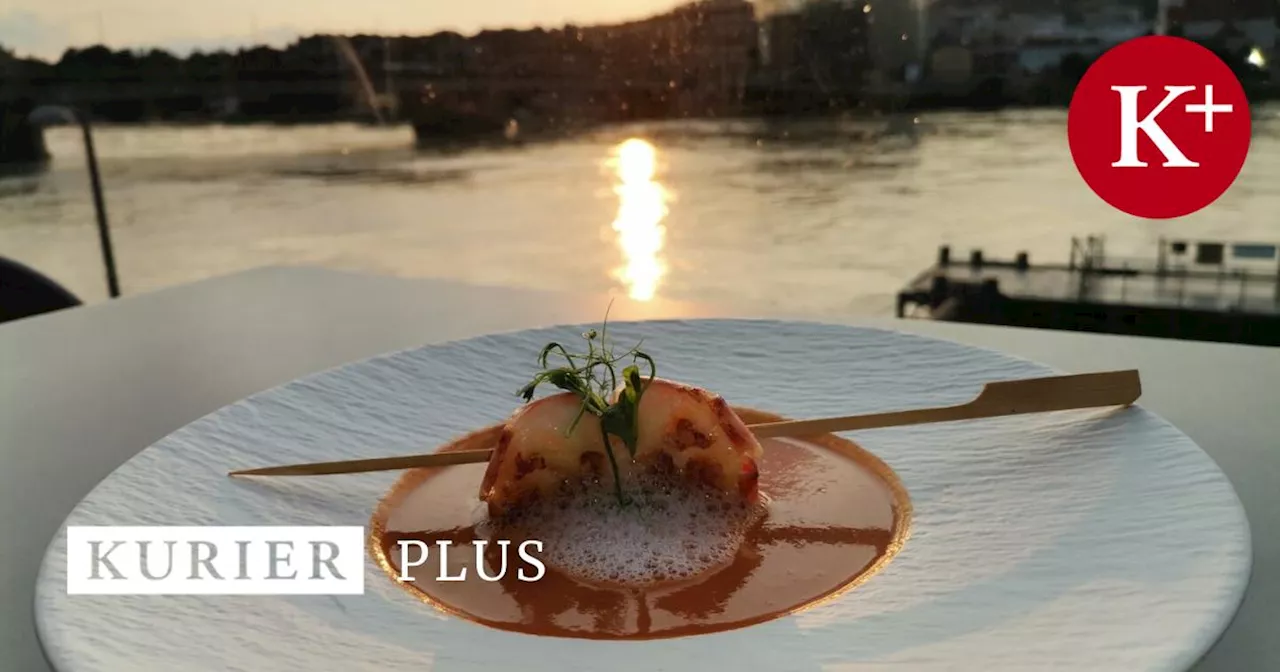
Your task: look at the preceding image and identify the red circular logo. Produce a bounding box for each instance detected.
[1068,36,1251,219]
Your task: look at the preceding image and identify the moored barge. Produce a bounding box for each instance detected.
[897,237,1280,347]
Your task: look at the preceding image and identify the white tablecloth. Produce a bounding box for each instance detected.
[1,267,1274,670]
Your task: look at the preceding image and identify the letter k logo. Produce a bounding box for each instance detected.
[1110,86,1199,168]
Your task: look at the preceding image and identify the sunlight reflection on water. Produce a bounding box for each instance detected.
[609,138,669,302]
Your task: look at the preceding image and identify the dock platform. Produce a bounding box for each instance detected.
[897,238,1280,347]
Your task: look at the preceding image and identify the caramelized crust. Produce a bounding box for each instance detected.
[478,393,608,516]
[619,378,763,498]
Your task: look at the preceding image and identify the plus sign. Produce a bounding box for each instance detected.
[1184,85,1233,132]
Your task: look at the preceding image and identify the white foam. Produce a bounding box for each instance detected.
[482,474,765,587]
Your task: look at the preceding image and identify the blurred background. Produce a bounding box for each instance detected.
[1,0,1277,327]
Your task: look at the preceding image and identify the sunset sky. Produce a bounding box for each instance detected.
[0,0,701,61]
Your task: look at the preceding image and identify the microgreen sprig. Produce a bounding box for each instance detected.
[516,304,656,505]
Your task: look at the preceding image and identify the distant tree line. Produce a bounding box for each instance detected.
[4,37,365,86]
[0,27,645,89]
[0,30,612,121]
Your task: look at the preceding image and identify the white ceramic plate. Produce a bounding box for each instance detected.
[35,320,1250,671]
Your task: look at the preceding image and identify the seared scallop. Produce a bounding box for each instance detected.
[480,379,763,516]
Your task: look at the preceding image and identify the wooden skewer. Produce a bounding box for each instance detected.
[229,369,1140,477]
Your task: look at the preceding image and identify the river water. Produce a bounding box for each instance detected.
[2,108,1278,316]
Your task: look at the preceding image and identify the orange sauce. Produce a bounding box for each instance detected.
[370,408,911,640]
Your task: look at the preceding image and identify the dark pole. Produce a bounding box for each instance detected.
[74,109,120,298]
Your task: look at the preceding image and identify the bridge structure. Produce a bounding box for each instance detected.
[0,68,871,113]
[0,73,672,164]
[0,68,887,164]
[0,72,682,109]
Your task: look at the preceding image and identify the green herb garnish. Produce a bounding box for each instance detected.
[516,303,656,505]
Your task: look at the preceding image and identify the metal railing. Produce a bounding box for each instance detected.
[1068,236,1280,310]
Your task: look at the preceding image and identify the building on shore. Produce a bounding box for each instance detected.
[755,0,926,110]
[1162,0,1277,83]
[581,0,758,117]
[920,0,1153,106]
[758,1,873,105]
[681,0,759,114]
[865,0,928,91]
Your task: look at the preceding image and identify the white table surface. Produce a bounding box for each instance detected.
[1,266,1275,671]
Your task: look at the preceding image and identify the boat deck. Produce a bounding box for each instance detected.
[916,263,1280,317]
[896,241,1280,347]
